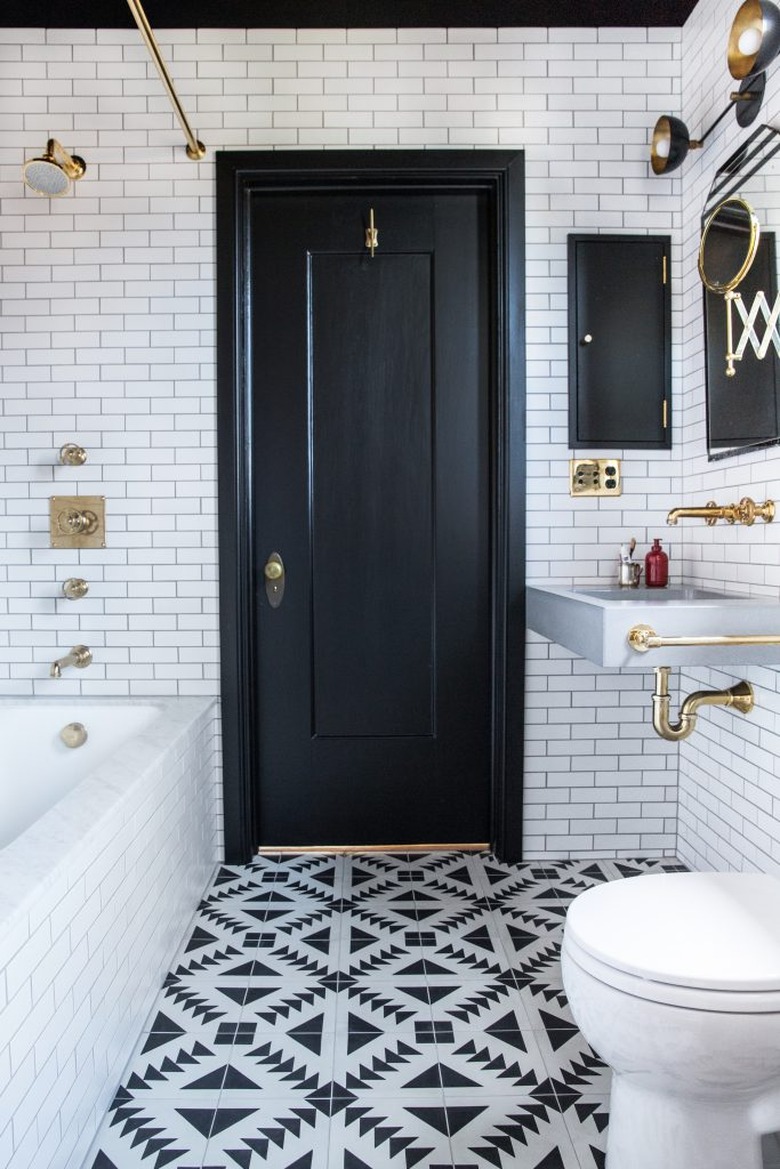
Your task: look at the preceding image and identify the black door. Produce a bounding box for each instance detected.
[251,191,490,846]
[217,152,526,862]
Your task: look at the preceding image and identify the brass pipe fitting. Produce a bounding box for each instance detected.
[651,666,754,742]
[666,497,775,525]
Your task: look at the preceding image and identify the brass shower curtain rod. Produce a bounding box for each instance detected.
[126,0,206,160]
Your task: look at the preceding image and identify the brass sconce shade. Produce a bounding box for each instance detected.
[651,115,700,175]
[728,0,780,79]
[22,139,86,196]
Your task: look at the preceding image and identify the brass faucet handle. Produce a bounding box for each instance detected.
[705,501,723,526]
[737,497,775,525]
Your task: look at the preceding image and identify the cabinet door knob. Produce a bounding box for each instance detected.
[582,333,593,344]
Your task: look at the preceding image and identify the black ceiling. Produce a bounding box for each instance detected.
[1,1,700,28]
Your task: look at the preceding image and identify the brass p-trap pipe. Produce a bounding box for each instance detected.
[651,666,754,742]
[628,624,780,653]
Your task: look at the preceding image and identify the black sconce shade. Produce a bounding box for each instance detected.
[728,0,780,79]
[651,115,699,174]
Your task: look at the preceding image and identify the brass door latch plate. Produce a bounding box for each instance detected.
[50,495,106,548]
[570,458,622,497]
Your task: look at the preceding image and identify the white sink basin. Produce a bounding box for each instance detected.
[527,584,780,667]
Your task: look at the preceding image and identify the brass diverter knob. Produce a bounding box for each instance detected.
[62,577,89,600]
[59,443,87,466]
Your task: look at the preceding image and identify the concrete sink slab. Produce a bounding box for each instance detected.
[527,584,780,668]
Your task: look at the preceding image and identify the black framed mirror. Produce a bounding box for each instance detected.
[702,125,780,459]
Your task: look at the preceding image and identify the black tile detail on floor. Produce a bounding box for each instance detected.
[84,854,686,1169]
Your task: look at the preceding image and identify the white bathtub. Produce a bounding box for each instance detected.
[0,696,220,1169]
[0,702,161,850]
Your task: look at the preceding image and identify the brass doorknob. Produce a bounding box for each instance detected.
[264,559,283,581]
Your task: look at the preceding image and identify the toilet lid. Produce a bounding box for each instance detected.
[565,872,780,991]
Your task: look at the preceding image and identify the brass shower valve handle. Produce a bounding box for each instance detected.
[57,507,99,537]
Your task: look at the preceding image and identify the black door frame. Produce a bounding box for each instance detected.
[216,149,526,864]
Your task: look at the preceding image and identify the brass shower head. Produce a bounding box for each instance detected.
[22,139,86,197]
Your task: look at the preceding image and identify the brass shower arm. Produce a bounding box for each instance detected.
[126,0,206,161]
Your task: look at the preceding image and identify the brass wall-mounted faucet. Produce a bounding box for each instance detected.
[651,665,754,742]
[666,497,774,526]
[50,645,92,679]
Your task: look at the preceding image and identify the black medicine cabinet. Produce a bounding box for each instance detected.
[568,234,672,450]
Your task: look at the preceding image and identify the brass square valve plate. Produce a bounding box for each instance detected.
[50,495,106,549]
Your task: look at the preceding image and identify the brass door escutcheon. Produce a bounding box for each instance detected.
[264,552,285,608]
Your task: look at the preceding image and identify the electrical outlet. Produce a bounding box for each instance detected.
[570,458,622,497]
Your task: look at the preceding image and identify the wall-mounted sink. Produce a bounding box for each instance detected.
[527,584,780,667]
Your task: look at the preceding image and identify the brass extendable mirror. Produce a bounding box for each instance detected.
[699,196,761,292]
[700,125,780,458]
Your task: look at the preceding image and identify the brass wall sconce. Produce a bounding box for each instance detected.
[651,0,780,176]
[22,140,86,197]
[126,0,205,160]
[651,81,764,175]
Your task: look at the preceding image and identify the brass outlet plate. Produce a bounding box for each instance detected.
[50,495,106,548]
[570,458,622,497]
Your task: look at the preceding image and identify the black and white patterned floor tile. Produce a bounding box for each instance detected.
[85,853,685,1169]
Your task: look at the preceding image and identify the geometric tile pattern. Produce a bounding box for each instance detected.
[84,852,686,1169]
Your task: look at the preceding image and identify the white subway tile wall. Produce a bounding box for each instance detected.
[677,0,780,875]
[0,22,685,866]
[5,12,780,871]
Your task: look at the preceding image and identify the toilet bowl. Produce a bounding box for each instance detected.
[561,871,780,1169]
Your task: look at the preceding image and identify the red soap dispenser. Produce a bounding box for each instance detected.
[645,538,669,588]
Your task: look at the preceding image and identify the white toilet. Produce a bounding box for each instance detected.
[561,871,780,1169]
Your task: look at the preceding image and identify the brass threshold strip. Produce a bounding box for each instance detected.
[256,843,490,856]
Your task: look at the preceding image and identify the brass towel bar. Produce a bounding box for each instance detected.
[628,624,780,653]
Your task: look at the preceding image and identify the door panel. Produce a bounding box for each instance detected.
[250,191,490,847]
[311,253,434,738]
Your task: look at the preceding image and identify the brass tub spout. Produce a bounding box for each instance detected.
[50,645,92,679]
[651,666,754,742]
